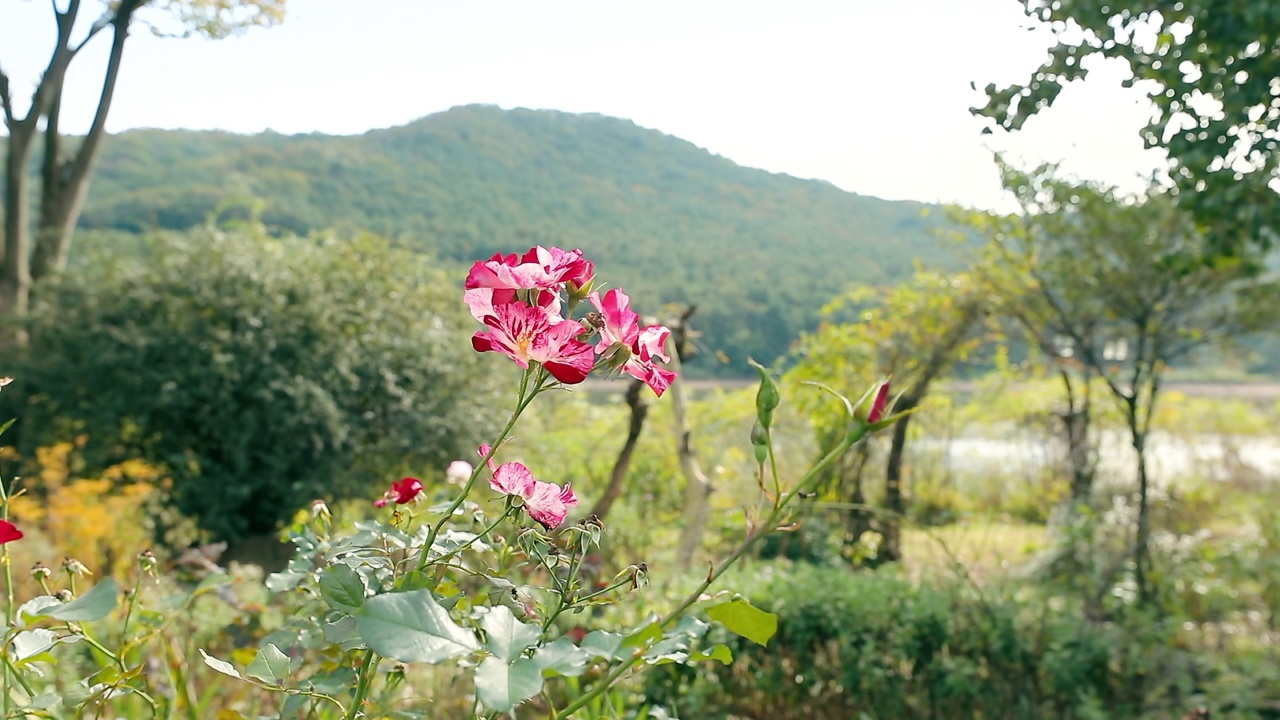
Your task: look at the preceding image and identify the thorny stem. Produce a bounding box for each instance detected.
[426,506,516,570]
[419,368,546,575]
[345,649,378,720]
[556,425,867,717]
[1,475,13,717]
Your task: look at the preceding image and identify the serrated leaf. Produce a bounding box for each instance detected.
[480,605,541,662]
[323,616,365,651]
[356,590,478,663]
[11,629,57,662]
[199,649,240,678]
[46,579,119,621]
[308,667,356,695]
[689,643,733,664]
[474,656,543,713]
[532,637,592,677]
[319,564,366,613]
[245,643,290,685]
[706,599,777,646]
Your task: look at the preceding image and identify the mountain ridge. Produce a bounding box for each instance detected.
[72,104,961,373]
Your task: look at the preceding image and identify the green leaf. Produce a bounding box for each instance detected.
[192,573,232,595]
[356,590,478,663]
[199,648,240,678]
[480,605,541,662]
[580,630,623,660]
[245,643,290,685]
[319,564,366,613]
[11,629,57,662]
[322,616,365,651]
[19,693,62,711]
[532,638,592,677]
[0,418,14,438]
[16,596,62,624]
[621,621,663,650]
[706,599,777,646]
[474,656,543,713]
[689,643,733,664]
[46,579,119,622]
[280,693,309,719]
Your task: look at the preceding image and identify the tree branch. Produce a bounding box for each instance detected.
[0,66,14,126]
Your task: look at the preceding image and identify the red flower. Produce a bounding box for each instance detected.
[0,520,23,545]
[374,477,424,508]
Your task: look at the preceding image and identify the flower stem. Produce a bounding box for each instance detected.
[418,369,544,574]
[345,649,378,720]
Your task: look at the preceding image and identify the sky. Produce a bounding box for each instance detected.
[0,0,1167,211]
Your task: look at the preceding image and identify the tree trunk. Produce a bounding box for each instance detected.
[670,313,712,570]
[0,0,81,321]
[843,441,874,546]
[1,125,36,322]
[881,396,918,563]
[1132,426,1153,604]
[587,378,649,523]
[1058,370,1095,505]
[32,4,139,280]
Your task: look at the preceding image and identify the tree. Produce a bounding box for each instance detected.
[973,0,1280,253]
[788,270,988,562]
[0,0,285,320]
[0,228,500,543]
[976,163,1279,602]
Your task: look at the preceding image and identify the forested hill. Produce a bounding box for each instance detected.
[79,105,961,374]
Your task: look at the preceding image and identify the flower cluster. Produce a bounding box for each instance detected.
[481,444,578,530]
[465,246,675,396]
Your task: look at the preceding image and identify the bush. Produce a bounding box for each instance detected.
[1,228,499,541]
[644,560,1279,719]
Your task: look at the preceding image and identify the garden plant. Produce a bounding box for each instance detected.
[0,247,900,719]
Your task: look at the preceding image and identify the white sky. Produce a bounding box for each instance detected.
[0,0,1166,210]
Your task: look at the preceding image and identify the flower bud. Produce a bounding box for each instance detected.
[137,549,159,575]
[750,421,769,464]
[749,360,780,429]
[310,499,331,521]
[30,562,52,581]
[853,379,892,425]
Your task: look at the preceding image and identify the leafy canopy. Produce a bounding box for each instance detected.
[973,0,1280,252]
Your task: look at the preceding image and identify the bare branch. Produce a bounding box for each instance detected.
[0,66,14,126]
[71,16,111,55]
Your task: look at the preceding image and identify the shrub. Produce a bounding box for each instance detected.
[644,560,1279,719]
[1,228,499,541]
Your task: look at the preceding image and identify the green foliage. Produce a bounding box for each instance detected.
[0,228,498,541]
[974,0,1280,252]
[63,105,961,373]
[789,269,988,445]
[645,560,1280,719]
